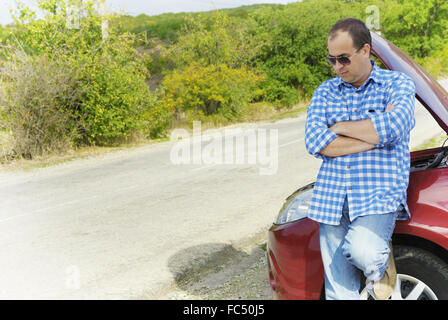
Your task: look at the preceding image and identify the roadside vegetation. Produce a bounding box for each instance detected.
[0,0,447,164]
[412,132,448,152]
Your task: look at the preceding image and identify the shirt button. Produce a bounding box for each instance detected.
[347,165,350,169]
[353,109,358,112]
[348,187,352,191]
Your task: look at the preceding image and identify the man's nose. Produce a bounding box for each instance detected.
[334,60,344,70]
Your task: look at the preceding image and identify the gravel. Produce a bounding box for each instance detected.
[158,241,273,300]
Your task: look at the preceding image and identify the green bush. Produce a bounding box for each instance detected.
[3,0,448,159]
[117,0,448,110]
[76,34,154,145]
[7,0,159,146]
[258,78,301,108]
[382,0,448,59]
[161,64,263,124]
[167,10,260,70]
[0,25,12,43]
[0,48,81,159]
[381,0,448,78]
[142,90,174,139]
[248,0,366,105]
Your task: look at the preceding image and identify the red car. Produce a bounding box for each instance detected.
[267,32,448,300]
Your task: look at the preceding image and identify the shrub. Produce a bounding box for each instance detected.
[168,10,260,70]
[142,90,174,139]
[76,34,154,145]
[248,0,366,106]
[0,47,81,159]
[8,0,159,146]
[160,64,263,125]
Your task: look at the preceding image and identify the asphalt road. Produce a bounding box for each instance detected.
[0,81,446,299]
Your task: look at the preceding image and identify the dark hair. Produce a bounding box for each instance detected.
[329,18,372,52]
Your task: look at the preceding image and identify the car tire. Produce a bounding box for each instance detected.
[391,245,448,300]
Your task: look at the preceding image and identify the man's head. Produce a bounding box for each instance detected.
[327,18,373,88]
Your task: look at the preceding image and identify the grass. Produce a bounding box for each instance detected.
[270,106,307,121]
[0,134,171,172]
[241,101,308,122]
[170,101,308,132]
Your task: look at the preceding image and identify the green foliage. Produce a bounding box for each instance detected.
[152,10,266,124]
[0,25,12,43]
[115,12,194,45]
[248,0,366,104]
[0,49,81,158]
[2,0,448,158]
[382,0,448,58]
[77,37,154,145]
[161,64,263,124]
[115,0,448,111]
[113,4,280,45]
[381,0,448,77]
[168,10,260,70]
[142,90,174,139]
[5,0,158,146]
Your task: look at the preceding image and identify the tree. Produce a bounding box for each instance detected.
[167,10,261,70]
[382,0,448,77]
[4,0,158,146]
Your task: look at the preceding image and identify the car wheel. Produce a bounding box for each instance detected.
[360,245,448,300]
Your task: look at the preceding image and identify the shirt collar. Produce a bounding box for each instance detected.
[338,59,383,89]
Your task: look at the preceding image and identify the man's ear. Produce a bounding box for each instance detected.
[362,43,371,57]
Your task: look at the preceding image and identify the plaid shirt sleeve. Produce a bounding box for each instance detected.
[368,74,416,147]
[305,86,339,160]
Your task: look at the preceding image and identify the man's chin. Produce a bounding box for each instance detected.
[341,75,352,83]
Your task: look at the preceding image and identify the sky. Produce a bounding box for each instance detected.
[0,0,301,26]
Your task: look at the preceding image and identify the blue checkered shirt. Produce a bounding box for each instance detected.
[305,60,415,225]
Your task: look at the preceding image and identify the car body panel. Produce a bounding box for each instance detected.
[268,218,323,300]
[399,162,448,250]
[267,32,448,300]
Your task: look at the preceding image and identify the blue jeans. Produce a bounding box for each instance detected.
[319,196,398,300]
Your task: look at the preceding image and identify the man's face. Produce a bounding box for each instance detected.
[327,31,371,87]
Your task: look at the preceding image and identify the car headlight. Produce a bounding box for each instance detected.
[275,182,314,225]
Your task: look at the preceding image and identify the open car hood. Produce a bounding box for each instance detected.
[371,32,448,134]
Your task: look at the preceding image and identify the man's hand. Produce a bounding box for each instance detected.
[386,104,396,112]
[318,104,397,157]
[328,105,395,145]
[320,136,375,157]
[329,119,380,145]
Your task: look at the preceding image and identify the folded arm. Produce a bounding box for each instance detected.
[324,102,399,155]
[305,87,376,158]
[328,76,415,149]
[329,119,381,145]
[319,135,375,157]
[368,76,416,147]
[306,75,415,158]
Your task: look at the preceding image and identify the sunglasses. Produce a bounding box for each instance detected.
[326,45,365,66]
[326,55,352,66]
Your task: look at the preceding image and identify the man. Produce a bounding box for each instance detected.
[305,18,415,300]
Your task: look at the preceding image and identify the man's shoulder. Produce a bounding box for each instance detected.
[314,77,340,96]
[376,67,415,87]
